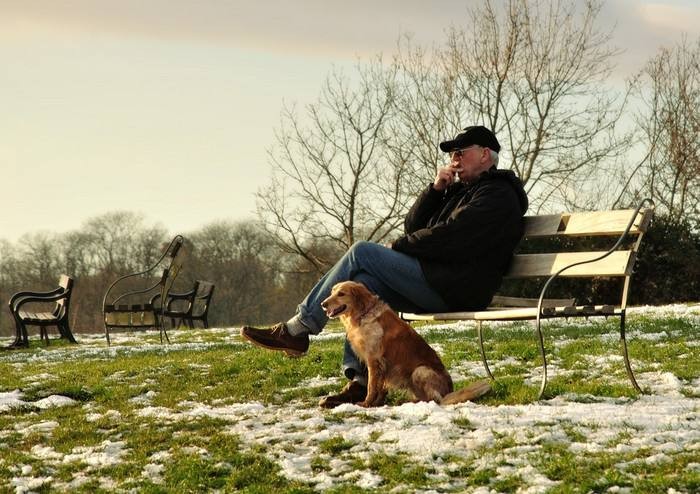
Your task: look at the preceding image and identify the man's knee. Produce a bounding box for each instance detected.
[353,272,380,295]
[347,240,380,259]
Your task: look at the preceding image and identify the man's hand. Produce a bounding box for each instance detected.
[433,163,461,191]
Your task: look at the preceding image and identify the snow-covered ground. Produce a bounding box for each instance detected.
[1,303,698,492]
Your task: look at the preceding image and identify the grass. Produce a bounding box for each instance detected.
[0,307,698,492]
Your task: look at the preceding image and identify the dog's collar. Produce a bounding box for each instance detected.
[358,298,381,320]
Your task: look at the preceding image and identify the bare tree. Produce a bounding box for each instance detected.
[187,220,283,325]
[258,0,632,269]
[61,231,96,277]
[394,0,632,212]
[256,60,413,273]
[15,232,61,283]
[623,37,700,221]
[82,211,167,274]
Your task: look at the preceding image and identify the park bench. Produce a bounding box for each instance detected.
[8,274,77,348]
[401,199,655,399]
[152,280,215,329]
[102,235,186,345]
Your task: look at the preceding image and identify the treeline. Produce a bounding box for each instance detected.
[2,210,699,338]
[0,212,329,337]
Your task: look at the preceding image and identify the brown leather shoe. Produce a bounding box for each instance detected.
[319,381,367,408]
[240,323,309,357]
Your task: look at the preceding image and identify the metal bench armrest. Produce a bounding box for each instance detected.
[9,287,63,309]
[13,292,69,312]
[112,279,163,305]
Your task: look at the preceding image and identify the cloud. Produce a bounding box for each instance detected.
[640,2,700,35]
[0,0,457,59]
[596,0,700,74]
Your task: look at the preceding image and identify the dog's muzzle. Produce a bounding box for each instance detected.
[324,304,347,318]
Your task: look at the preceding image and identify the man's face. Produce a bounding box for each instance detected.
[449,145,490,182]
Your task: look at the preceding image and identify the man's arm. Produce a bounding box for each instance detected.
[403,165,459,234]
[392,181,518,260]
[403,185,444,234]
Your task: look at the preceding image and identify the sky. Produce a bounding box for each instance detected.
[1,0,700,243]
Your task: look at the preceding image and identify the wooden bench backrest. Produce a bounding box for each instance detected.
[193,281,215,315]
[58,274,73,290]
[162,236,185,296]
[56,275,74,316]
[506,208,653,279]
[522,209,652,238]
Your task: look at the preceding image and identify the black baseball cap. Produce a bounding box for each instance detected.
[439,126,501,153]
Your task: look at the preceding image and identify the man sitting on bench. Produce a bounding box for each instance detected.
[242,125,529,407]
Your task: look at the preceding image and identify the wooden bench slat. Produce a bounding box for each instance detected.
[402,304,622,322]
[490,295,575,308]
[522,214,567,237]
[524,209,652,238]
[506,251,634,278]
[18,311,56,322]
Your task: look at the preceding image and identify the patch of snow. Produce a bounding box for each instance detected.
[142,462,165,484]
[0,390,25,412]
[0,390,77,412]
[34,395,77,409]
[21,372,55,384]
[11,474,53,494]
[283,375,341,393]
[61,440,128,469]
[21,421,58,436]
[129,390,157,404]
[31,445,63,461]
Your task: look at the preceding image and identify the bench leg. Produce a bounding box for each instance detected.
[534,317,548,400]
[158,316,170,344]
[60,322,78,344]
[476,321,495,381]
[21,322,29,347]
[620,311,642,394]
[10,318,26,348]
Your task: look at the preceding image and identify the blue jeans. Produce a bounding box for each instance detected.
[294,241,449,383]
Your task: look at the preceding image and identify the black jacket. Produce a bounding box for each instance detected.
[391,168,528,310]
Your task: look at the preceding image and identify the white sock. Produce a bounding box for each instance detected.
[285,315,311,336]
[353,376,367,387]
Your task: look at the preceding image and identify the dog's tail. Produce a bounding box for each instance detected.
[440,379,491,405]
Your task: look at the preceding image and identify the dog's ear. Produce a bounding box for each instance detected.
[350,282,378,314]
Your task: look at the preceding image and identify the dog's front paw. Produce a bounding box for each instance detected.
[358,399,385,408]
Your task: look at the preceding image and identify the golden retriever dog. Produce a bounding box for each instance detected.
[321,280,490,407]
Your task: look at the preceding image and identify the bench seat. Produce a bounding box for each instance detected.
[403,304,619,322]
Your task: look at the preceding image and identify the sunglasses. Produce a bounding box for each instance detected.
[449,145,481,159]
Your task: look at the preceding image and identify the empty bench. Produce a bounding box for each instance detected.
[8,274,77,348]
[103,235,186,345]
[402,199,655,398]
[151,280,215,329]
